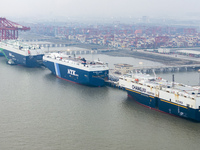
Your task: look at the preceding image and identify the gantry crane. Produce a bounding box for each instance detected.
[0,17,30,41]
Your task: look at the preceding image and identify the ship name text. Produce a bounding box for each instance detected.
[68,69,79,76]
[132,85,146,92]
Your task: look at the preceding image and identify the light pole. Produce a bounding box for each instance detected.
[198,69,200,86]
[48,45,50,53]
[91,50,94,61]
[139,62,143,73]
[67,49,70,55]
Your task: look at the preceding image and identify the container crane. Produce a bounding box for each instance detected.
[0,17,30,41]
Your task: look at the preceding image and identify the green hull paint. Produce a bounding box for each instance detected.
[0,48,9,60]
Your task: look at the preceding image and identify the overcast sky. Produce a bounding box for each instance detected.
[1,0,200,21]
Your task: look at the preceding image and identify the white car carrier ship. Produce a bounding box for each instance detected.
[0,40,44,67]
[43,52,109,87]
[119,73,200,121]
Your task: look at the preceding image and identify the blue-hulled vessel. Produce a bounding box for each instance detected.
[119,73,200,122]
[0,40,44,67]
[43,52,109,87]
[0,51,4,56]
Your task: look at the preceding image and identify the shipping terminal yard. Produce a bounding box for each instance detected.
[1,17,200,90]
[2,0,200,148]
[1,17,200,74]
[1,14,200,150]
[19,32,200,72]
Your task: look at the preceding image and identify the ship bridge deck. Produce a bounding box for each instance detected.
[122,73,200,97]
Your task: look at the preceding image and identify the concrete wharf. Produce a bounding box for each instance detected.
[22,40,117,54]
[133,64,200,73]
[41,47,115,55]
[20,37,200,74]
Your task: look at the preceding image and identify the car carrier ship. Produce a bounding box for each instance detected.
[119,73,200,121]
[43,52,109,87]
[0,40,44,67]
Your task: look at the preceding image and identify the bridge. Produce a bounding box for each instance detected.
[133,64,200,73]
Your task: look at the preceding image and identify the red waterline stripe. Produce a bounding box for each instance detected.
[57,76,103,87]
[56,76,82,85]
[128,94,177,118]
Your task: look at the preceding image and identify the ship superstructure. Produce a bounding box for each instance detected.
[43,52,109,87]
[119,73,200,121]
[0,40,44,67]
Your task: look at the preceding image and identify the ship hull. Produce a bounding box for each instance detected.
[127,88,200,122]
[43,59,109,87]
[2,49,43,67]
[0,51,4,56]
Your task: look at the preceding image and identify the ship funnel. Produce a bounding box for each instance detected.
[153,69,156,78]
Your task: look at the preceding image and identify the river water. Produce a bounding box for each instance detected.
[0,54,200,150]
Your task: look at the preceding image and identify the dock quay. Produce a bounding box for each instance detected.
[132,64,200,73]
[106,63,200,89]
[20,38,118,54]
[41,46,117,54]
[22,40,117,54]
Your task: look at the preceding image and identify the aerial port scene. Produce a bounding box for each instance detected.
[1,0,200,150]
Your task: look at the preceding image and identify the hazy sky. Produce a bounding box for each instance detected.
[1,0,200,21]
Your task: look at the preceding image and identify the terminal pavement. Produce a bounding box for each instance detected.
[138,49,200,63]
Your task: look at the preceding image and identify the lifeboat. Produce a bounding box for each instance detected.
[135,78,139,82]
